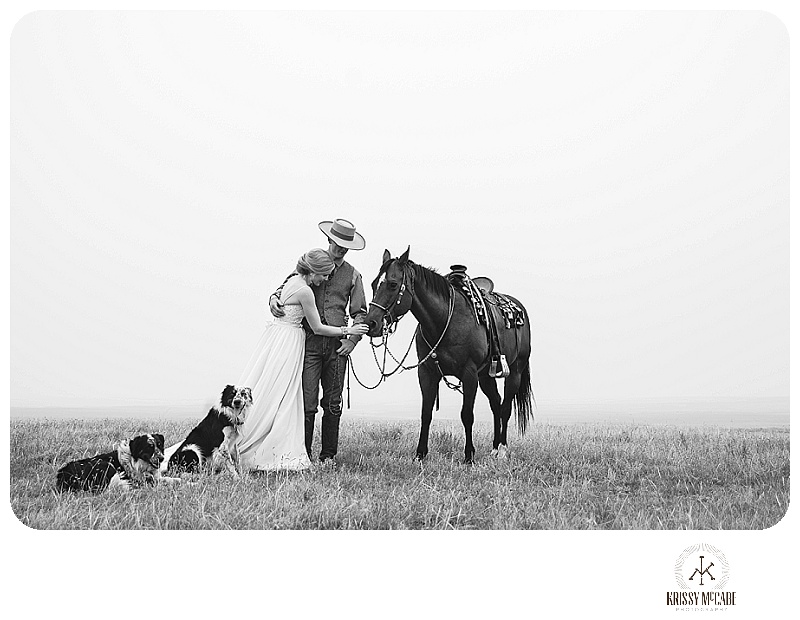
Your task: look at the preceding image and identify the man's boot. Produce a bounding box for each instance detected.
[304,415,316,459]
[319,415,340,462]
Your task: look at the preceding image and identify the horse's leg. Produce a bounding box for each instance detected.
[478,374,502,452]
[460,372,479,464]
[499,361,523,447]
[415,365,440,460]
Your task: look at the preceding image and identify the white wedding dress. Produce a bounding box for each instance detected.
[236,288,312,472]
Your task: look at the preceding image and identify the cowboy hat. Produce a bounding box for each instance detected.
[318,218,366,250]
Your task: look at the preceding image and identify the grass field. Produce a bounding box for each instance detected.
[9,416,789,530]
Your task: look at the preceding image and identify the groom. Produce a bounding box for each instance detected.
[269,219,368,463]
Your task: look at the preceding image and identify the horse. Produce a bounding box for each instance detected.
[364,247,533,463]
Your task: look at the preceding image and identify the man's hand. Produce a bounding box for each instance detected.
[269,295,285,318]
[336,338,356,357]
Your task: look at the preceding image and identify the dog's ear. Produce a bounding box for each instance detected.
[128,435,148,457]
[244,387,253,403]
[221,384,236,406]
[152,434,165,451]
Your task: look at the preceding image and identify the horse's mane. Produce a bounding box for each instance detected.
[410,262,451,300]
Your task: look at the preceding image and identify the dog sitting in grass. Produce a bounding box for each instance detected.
[166,385,252,477]
[56,433,178,492]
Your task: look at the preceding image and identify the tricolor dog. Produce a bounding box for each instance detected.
[167,385,252,477]
[56,433,175,492]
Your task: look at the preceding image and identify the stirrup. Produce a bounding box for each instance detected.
[490,355,510,378]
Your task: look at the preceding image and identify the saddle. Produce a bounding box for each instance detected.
[446,265,526,378]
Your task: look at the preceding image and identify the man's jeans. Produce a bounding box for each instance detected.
[303,333,347,459]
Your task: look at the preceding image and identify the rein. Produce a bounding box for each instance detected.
[348,262,460,394]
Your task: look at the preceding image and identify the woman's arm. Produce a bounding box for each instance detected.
[296,287,368,338]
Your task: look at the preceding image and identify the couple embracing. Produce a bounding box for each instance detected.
[236,218,369,472]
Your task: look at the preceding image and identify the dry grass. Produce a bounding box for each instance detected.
[10,416,789,530]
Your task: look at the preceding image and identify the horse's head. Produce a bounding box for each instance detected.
[365,247,414,337]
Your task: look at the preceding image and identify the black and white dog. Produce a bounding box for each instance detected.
[56,433,176,492]
[167,385,252,477]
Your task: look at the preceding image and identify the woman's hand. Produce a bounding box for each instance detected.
[346,323,369,336]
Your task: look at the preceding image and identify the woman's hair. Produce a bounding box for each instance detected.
[296,248,335,276]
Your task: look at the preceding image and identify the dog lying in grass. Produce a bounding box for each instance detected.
[56,433,179,492]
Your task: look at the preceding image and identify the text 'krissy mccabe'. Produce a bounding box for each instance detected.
[666,592,736,606]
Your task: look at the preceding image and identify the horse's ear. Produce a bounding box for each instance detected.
[398,246,410,264]
[382,249,391,264]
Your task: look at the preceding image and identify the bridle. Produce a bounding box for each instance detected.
[348,260,459,395]
[369,260,415,332]
[368,260,456,365]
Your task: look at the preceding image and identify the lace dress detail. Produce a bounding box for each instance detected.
[235,287,312,472]
[273,303,306,329]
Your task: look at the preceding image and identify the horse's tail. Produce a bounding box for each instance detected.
[514,360,534,436]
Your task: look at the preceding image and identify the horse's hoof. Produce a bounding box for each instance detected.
[496,445,509,459]
[414,452,427,461]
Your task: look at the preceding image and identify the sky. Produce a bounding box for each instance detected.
[9,10,789,414]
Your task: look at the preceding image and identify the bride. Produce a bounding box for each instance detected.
[236,248,368,472]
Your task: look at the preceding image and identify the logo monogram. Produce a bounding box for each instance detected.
[688,555,715,586]
[674,543,729,591]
